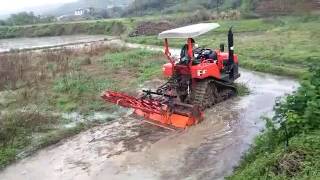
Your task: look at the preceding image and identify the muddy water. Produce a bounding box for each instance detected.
[0,35,111,53]
[0,68,298,180]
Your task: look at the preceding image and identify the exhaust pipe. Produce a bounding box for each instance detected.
[227,27,235,79]
[228,27,234,67]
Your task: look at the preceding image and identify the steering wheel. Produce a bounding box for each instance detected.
[194,47,204,54]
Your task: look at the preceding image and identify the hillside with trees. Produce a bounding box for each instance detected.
[50,0,133,16]
[124,0,319,16]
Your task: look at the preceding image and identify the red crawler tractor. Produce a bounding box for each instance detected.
[102,23,240,130]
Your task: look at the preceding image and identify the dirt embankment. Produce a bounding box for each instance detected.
[128,10,241,37]
[129,21,176,37]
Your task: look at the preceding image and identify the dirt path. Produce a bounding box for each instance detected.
[0,68,298,180]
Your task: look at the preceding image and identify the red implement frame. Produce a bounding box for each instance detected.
[101,91,203,129]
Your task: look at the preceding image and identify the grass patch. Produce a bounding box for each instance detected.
[235,83,250,96]
[102,49,160,68]
[101,48,166,89]
[240,59,306,78]
[53,73,114,95]
[52,73,115,112]
[0,111,59,168]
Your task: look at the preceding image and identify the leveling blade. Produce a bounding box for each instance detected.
[101,91,203,129]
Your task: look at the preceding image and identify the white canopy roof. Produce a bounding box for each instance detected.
[158,23,220,39]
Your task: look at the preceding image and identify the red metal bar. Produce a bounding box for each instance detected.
[187,38,194,69]
[164,38,175,75]
[101,91,163,114]
[164,38,174,65]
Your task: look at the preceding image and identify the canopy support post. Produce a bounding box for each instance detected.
[187,38,194,68]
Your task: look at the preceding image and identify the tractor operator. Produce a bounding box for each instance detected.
[180,39,217,65]
[180,38,199,64]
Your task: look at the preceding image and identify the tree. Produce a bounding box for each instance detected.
[7,12,39,25]
[0,20,7,26]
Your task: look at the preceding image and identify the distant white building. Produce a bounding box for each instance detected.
[74,8,85,16]
[74,8,94,16]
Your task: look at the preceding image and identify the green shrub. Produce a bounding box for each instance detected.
[0,147,17,168]
[274,65,320,137]
[228,130,320,179]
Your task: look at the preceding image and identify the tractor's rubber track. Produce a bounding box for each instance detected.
[192,78,237,110]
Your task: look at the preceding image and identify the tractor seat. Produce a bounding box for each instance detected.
[179,48,217,65]
[202,49,217,60]
[193,49,217,65]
